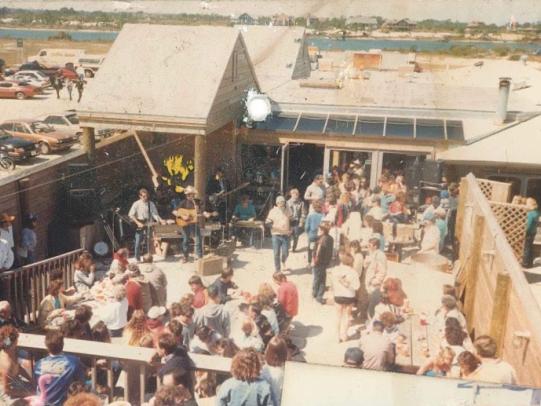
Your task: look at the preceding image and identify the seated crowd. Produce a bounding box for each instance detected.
[0,243,299,405]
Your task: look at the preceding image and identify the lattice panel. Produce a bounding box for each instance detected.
[490,201,528,261]
[478,180,494,200]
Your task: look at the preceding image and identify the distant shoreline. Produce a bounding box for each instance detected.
[0,26,539,46]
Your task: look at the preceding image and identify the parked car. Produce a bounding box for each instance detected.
[0,120,76,154]
[0,81,38,99]
[0,127,39,162]
[56,67,78,80]
[17,61,59,78]
[77,56,105,78]
[39,111,82,138]
[11,70,50,88]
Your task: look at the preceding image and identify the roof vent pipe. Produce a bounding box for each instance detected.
[496,77,511,124]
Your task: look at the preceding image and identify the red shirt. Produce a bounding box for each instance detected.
[192,287,208,309]
[277,281,299,317]
[125,279,143,313]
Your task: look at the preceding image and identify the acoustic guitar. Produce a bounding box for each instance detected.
[175,208,201,227]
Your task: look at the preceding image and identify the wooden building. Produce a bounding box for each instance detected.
[382,18,417,32]
[78,24,260,199]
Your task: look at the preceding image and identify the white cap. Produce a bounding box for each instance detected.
[147,306,166,319]
[276,196,286,204]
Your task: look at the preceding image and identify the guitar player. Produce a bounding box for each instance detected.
[128,188,165,261]
[173,185,217,263]
[206,167,230,224]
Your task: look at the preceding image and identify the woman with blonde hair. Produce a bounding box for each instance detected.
[331,251,360,342]
[256,284,279,336]
[216,348,273,406]
[524,197,539,268]
[123,309,151,346]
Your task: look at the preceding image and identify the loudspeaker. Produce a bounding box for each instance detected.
[404,160,422,191]
[65,163,96,190]
[420,160,443,184]
[66,188,99,225]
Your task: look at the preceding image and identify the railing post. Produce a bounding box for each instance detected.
[490,272,511,357]
[464,214,485,331]
[140,364,146,406]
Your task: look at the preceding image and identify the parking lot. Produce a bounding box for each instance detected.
[0,84,87,179]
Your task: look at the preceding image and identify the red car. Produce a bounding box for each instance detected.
[0,81,38,99]
[56,67,78,80]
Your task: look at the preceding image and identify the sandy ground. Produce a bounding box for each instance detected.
[152,233,452,367]
[0,38,112,66]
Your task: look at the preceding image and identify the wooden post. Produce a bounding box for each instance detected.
[194,135,207,202]
[81,127,96,161]
[464,214,485,330]
[455,177,468,242]
[490,272,511,357]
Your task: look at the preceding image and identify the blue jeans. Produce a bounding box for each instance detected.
[307,237,317,264]
[312,265,327,301]
[134,228,149,261]
[272,235,289,271]
[181,224,202,259]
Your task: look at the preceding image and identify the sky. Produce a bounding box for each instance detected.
[3,0,541,25]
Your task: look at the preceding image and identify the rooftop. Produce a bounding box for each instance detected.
[236,25,309,92]
[266,56,541,142]
[438,114,541,166]
[78,24,252,134]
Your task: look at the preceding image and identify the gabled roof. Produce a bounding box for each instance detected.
[236,25,308,92]
[78,24,253,134]
[438,114,541,167]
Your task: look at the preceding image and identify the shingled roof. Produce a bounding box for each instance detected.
[237,25,310,93]
[78,24,259,134]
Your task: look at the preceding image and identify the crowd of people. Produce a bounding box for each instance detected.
[0,240,301,405]
[0,159,530,405]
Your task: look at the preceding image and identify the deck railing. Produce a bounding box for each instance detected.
[0,249,83,323]
[457,173,541,387]
[18,333,231,405]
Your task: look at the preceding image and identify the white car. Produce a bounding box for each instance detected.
[39,112,82,138]
[12,70,50,88]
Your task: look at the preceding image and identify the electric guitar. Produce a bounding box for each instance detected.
[209,182,250,204]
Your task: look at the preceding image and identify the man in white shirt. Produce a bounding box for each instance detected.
[472,335,517,384]
[128,188,164,261]
[360,320,395,371]
[304,175,326,211]
[266,196,292,272]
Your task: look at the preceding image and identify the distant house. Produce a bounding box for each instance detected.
[272,13,294,27]
[237,13,255,25]
[346,16,379,31]
[306,15,320,27]
[382,18,417,32]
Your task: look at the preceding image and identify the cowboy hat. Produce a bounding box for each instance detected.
[0,213,15,224]
[184,186,197,195]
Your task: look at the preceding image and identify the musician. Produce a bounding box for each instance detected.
[206,167,230,224]
[129,188,164,261]
[173,186,217,263]
[232,195,257,246]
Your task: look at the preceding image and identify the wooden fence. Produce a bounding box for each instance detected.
[0,249,83,323]
[457,174,541,387]
[18,333,231,405]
